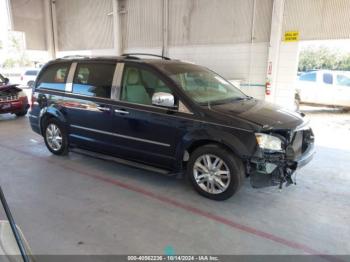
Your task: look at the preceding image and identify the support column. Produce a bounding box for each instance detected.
[265,0,285,103]
[43,0,56,59]
[0,0,12,51]
[162,0,169,57]
[112,0,123,55]
[4,0,13,30]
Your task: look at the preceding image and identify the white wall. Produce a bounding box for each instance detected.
[273,42,300,109]
[126,42,268,100]
[57,49,118,58]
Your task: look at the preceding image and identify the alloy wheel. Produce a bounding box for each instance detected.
[45,123,63,151]
[193,154,231,194]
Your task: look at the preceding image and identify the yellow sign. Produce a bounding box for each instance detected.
[284,31,299,42]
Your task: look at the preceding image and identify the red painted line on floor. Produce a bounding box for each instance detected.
[0,143,343,262]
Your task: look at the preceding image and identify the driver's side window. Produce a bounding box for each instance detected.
[120,65,175,107]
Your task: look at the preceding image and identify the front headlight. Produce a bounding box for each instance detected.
[255,133,283,151]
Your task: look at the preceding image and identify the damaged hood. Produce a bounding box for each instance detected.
[208,98,305,130]
[0,84,22,93]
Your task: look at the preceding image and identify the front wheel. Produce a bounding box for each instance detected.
[43,118,69,155]
[187,144,244,201]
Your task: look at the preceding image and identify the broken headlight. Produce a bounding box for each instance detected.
[255,133,283,151]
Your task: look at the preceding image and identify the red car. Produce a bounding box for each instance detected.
[0,74,29,117]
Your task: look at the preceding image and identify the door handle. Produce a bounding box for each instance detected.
[97,106,110,112]
[114,109,129,115]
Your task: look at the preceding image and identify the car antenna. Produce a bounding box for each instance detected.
[0,186,30,262]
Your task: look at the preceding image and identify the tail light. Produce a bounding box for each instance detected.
[18,91,28,104]
[265,81,271,95]
[31,95,37,108]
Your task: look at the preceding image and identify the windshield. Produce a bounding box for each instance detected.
[0,74,5,84]
[158,63,247,105]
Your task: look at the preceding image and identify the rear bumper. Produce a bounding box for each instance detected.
[29,113,41,135]
[0,99,29,114]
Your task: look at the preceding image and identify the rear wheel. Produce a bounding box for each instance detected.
[187,144,244,200]
[27,81,34,88]
[15,108,28,117]
[43,118,68,155]
[294,93,301,111]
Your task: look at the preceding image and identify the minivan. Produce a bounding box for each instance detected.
[29,54,315,200]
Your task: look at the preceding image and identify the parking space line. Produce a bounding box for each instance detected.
[0,143,343,261]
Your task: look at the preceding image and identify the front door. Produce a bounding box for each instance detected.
[110,63,188,169]
[334,73,350,107]
[297,71,318,103]
[317,72,334,105]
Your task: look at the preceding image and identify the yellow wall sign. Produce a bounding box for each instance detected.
[284,31,299,42]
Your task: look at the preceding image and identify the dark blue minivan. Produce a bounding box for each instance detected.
[29,54,314,200]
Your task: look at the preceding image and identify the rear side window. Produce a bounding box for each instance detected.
[25,70,38,76]
[36,63,70,91]
[299,72,316,82]
[72,63,115,98]
[323,73,333,85]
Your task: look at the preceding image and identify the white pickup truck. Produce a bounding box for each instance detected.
[296,70,350,108]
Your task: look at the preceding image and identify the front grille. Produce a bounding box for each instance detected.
[0,94,18,102]
[291,128,314,157]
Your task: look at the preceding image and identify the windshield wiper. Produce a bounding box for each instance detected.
[234,96,254,101]
[199,96,253,106]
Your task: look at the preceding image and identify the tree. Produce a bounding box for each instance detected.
[337,54,350,71]
[298,46,349,72]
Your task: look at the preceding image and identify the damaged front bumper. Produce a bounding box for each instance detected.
[249,127,315,189]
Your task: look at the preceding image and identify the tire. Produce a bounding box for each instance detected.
[187,144,245,201]
[15,108,28,117]
[294,98,300,111]
[43,118,69,155]
[27,81,34,88]
[294,93,301,111]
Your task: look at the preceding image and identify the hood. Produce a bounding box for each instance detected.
[208,98,305,130]
[0,84,21,93]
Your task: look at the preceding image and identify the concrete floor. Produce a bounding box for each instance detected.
[0,108,349,257]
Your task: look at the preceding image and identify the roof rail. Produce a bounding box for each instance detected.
[121,53,171,60]
[60,55,90,59]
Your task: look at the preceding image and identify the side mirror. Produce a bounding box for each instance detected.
[152,92,176,108]
[4,78,9,85]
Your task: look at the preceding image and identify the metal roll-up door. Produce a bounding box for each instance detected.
[168,0,272,46]
[55,0,114,51]
[122,0,163,51]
